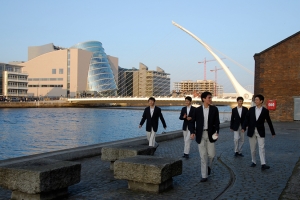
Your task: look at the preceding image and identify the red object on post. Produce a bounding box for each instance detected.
[267,100,276,110]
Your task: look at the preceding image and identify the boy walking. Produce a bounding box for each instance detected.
[179,96,195,159]
[230,97,248,157]
[189,92,220,182]
[139,97,167,155]
[242,94,275,170]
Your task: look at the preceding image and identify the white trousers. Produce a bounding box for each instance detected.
[146,128,157,147]
[249,128,266,165]
[234,125,245,153]
[198,131,215,178]
[183,129,192,154]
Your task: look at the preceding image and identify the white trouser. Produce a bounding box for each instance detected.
[234,125,245,153]
[183,129,192,154]
[198,131,215,178]
[249,128,266,165]
[146,128,157,147]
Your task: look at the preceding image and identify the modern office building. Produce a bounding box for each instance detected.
[118,63,170,97]
[0,63,28,99]
[71,41,117,96]
[20,44,92,97]
[117,67,138,96]
[18,41,118,97]
[173,80,221,97]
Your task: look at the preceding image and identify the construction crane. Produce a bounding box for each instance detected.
[198,57,225,80]
[210,66,228,97]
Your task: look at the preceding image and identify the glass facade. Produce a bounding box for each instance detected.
[71,41,117,96]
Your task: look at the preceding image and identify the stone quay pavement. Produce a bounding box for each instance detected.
[0,122,299,200]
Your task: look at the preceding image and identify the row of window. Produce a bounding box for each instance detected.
[8,84,27,87]
[52,69,64,74]
[28,85,63,87]
[28,78,63,81]
[8,75,27,79]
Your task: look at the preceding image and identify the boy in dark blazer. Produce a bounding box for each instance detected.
[230,97,248,157]
[179,96,196,159]
[189,92,220,182]
[242,94,275,170]
[139,97,167,155]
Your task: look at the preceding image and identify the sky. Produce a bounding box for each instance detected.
[1,0,299,92]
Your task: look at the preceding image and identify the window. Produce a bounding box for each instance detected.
[50,78,56,81]
[58,78,63,81]
[52,69,56,74]
[59,69,63,74]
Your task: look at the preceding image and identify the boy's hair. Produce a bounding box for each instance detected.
[185,96,192,102]
[201,91,212,102]
[236,96,244,102]
[148,97,156,102]
[254,94,264,103]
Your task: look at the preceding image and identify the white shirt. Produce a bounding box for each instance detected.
[187,106,191,116]
[255,106,262,120]
[150,106,155,117]
[203,106,209,129]
[237,106,242,118]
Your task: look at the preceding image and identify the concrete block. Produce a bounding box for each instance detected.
[114,155,182,192]
[0,158,81,199]
[101,144,150,161]
[101,144,150,170]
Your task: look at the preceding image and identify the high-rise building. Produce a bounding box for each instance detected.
[118,63,170,97]
[0,63,28,99]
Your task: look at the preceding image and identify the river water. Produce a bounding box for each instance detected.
[0,106,231,160]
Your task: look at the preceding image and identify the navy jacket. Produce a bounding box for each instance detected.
[179,106,196,130]
[242,106,275,138]
[230,106,248,131]
[139,106,167,132]
[189,105,220,144]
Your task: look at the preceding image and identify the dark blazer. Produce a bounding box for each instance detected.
[139,106,167,132]
[242,106,275,138]
[179,106,196,130]
[189,105,220,144]
[230,106,248,131]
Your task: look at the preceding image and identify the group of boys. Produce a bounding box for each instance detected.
[139,92,275,182]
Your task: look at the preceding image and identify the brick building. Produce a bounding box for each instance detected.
[254,31,300,121]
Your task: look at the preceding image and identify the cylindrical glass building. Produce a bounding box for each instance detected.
[71,41,117,96]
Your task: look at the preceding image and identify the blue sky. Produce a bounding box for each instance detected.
[1,0,299,92]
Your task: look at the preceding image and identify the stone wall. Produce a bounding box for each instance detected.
[254,32,300,121]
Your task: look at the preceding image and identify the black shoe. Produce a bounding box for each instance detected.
[208,167,211,175]
[261,164,270,170]
[185,154,189,159]
[234,152,239,157]
[200,178,208,182]
[250,163,256,167]
[238,153,244,157]
[182,154,186,158]
[150,147,156,156]
[146,148,152,155]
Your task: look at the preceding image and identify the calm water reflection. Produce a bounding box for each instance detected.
[0,107,230,160]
